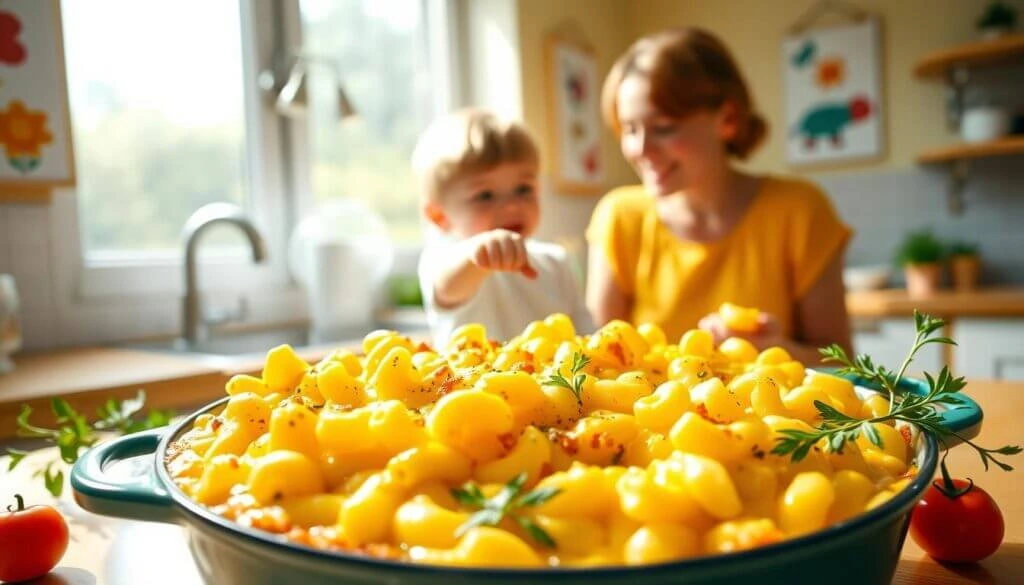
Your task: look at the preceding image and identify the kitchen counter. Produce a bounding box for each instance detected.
[0,348,227,438]
[0,343,356,439]
[847,286,1024,318]
[1,380,1021,584]
[0,311,429,439]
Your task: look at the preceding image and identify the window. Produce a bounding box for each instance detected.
[62,0,251,260]
[298,0,457,244]
[49,0,461,341]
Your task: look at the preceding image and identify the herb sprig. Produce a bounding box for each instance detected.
[450,472,562,548]
[542,351,591,404]
[5,391,173,497]
[772,311,1021,472]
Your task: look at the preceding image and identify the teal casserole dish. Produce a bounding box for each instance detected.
[71,374,982,585]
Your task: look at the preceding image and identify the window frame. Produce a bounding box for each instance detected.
[286,0,465,271]
[47,0,462,344]
[62,0,292,299]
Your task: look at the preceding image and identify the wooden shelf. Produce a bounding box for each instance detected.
[916,136,1024,164]
[914,34,1024,78]
[0,188,52,204]
[847,286,1024,319]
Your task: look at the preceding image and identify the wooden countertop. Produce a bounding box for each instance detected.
[0,344,353,439]
[847,287,1024,319]
[1,380,1020,584]
[0,348,228,438]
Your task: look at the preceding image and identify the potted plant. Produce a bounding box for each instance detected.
[948,241,982,291]
[894,230,945,298]
[977,1,1018,40]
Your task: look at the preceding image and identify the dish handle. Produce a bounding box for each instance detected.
[70,427,180,524]
[830,370,984,446]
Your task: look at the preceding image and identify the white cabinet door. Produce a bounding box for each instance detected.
[851,318,943,377]
[953,319,1024,381]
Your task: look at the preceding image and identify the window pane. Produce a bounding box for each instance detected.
[62,0,249,256]
[300,0,436,244]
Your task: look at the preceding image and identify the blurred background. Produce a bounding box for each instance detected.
[1,0,1023,380]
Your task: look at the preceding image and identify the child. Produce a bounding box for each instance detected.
[412,108,593,348]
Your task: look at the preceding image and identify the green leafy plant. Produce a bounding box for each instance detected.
[948,240,980,257]
[387,274,424,308]
[773,311,1021,473]
[542,352,591,404]
[5,391,173,497]
[977,1,1017,29]
[450,472,561,548]
[894,229,945,266]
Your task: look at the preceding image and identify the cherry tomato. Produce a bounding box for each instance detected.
[0,494,69,582]
[909,478,1004,563]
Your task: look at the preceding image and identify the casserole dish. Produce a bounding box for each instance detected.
[71,374,981,585]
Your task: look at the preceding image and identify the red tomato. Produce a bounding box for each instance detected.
[909,478,1004,563]
[0,494,69,582]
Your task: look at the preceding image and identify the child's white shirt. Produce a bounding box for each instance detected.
[418,238,594,348]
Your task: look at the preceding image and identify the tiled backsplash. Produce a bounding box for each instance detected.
[0,203,57,350]
[819,156,1024,285]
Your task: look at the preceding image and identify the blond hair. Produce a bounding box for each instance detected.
[601,28,767,160]
[411,108,540,204]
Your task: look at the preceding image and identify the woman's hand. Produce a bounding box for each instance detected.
[697,310,784,350]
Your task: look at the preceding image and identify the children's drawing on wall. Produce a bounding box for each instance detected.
[0,0,75,191]
[545,27,604,195]
[783,17,884,166]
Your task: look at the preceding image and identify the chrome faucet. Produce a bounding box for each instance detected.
[182,203,267,344]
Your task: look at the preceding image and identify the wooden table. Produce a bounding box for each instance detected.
[2,380,1021,584]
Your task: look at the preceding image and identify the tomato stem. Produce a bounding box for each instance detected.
[934,453,973,499]
[7,493,25,513]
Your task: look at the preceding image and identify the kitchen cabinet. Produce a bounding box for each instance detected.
[952,318,1024,381]
[852,316,1024,381]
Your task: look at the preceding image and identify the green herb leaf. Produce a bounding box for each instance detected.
[514,515,557,548]
[51,398,76,421]
[542,352,591,404]
[12,390,172,498]
[452,472,563,548]
[814,400,854,423]
[43,463,64,497]
[793,312,1022,473]
[860,421,883,449]
[514,485,562,508]
[5,448,28,471]
[455,509,505,537]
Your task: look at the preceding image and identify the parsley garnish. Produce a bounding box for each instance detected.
[543,351,591,404]
[450,472,562,548]
[6,390,173,496]
[772,311,1021,472]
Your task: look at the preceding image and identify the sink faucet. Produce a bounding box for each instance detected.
[182,202,267,344]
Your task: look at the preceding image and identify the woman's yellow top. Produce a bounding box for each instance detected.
[586,176,852,341]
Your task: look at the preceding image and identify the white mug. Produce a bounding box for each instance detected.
[0,274,22,374]
[961,106,1010,143]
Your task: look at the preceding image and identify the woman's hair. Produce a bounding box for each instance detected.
[412,108,539,203]
[601,28,767,159]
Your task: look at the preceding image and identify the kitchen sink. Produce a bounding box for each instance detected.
[124,326,319,357]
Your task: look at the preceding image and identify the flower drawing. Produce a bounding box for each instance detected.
[0,101,53,173]
[816,57,846,90]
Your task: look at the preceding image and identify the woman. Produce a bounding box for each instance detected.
[586,28,852,364]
